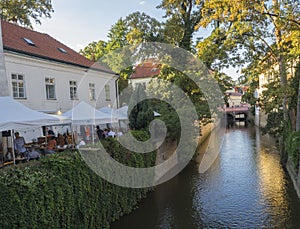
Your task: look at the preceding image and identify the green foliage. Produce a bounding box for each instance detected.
[124,12,163,45]
[241,76,258,115]
[285,130,300,169]
[128,85,154,130]
[98,132,155,168]
[158,0,203,51]
[151,100,181,141]
[261,111,284,138]
[0,141,156,228]
[149,65,211,120]
[79,40,107,62]
[0,0,54,28]
[195,0,300,133]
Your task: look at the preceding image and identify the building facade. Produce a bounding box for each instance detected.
[1,20,118,114]
[129,59,161,89]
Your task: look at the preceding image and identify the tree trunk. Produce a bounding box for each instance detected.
[179,0,194,51]
[296,63,300,131]
[273,0,289,163]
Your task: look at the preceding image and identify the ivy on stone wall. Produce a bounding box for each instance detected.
[285,130,300,170]
[0,131,156,228]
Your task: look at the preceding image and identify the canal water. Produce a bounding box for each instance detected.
[111,125,300,229]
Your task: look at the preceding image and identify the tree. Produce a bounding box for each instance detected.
[105,18,129,52]
[80,13,164,97]
[81,12,164,62]
[124,12,163,45]
[0,0,54,28]
[128,84,154,130]
[79,40,107,62]
[295,64,300,130]
[158,0,203,51]
[196,0,300,131]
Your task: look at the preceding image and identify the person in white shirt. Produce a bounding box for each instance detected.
[27,145,40,161]
[76,139,86,149]
[14,132,27,157]
[107,128,116,138]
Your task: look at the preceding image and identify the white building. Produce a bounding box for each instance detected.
[1,20,119,114]
[254,60,298,127]
[129,59,161,89]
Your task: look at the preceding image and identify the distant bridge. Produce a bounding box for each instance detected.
[220,104,250,122]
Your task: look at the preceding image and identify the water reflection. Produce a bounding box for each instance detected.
[111,126,300,229]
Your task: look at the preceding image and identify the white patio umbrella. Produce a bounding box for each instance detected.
[0,96,70,164]
[98,106,119,122]
[63,101,118,144]
[0,96,69,131]
[63,101,117,125]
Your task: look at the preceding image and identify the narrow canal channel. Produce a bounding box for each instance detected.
[111,125,300,229]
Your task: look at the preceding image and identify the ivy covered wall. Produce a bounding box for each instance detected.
[0,132,156,228]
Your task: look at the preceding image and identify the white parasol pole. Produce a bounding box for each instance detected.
[11,130,16,165]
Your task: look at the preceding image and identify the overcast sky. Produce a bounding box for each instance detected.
[33,0,240,79]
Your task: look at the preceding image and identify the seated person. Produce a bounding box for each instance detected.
[14,132,27,157]
[76,139,86,149]
[46,127,55,136]
[96,125,104,140]
[57,133,67,150]
[107,128,116,138]
[44,136,57,154]
[65,134,74,148]
[27,145,40,161]
[4,148,13,161]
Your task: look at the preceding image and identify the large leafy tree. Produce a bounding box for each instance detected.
[80,13,164,97]
[81,12,163,62]
[158,0,203,51]
[124,12,163,45]
[79,40,107,62]
[196,0,300,126]
[0,0,54,28]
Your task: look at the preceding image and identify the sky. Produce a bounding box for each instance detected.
[33,0,240,80]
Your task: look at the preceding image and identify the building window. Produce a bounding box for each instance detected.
[45,77,56,100]
[11,73,26,98]
[105,84,110,101]
[69,81,78,100]
[89,83,96,101]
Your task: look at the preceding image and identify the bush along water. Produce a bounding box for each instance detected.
[0,131,156,228]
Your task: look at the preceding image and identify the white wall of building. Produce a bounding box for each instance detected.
[4,52,118,113]
[129,77,153,89]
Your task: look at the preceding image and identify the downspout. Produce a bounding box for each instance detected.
[115,74,120,108]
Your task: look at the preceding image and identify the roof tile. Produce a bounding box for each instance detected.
[1,20,113,73]
[130,61,161,79]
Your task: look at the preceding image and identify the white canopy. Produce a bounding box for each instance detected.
[0,96,69,132]
[115,106,129,120]
[63,101,118,125]
[98,106,120,121]
[98,106,116,114]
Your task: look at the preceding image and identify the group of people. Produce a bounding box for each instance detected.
[11,130,71,162]
[3,126,124,163]
[96,126,123,140]
[12,132,40,161]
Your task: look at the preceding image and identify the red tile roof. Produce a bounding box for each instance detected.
[1,20,114,74]
[130,60,161,79]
